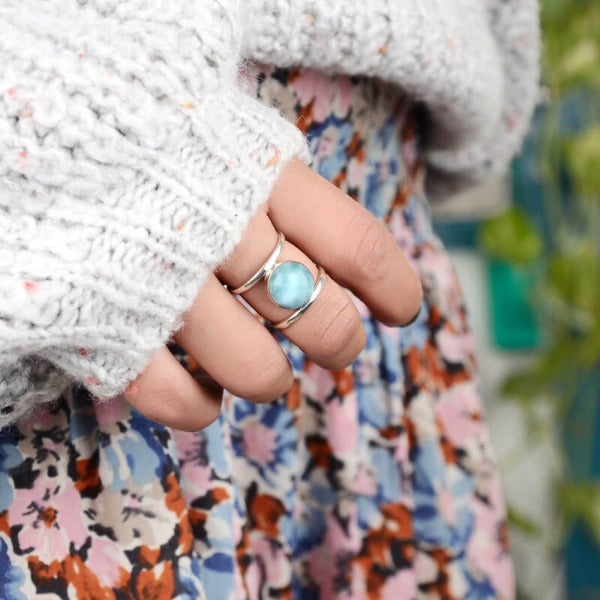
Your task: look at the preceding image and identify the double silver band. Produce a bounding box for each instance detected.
[228,232,327,330]
[229,233,285,295]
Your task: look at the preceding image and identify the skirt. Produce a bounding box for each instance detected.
[0,66,514,599]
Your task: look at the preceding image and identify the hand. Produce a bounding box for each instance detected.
[122,160,422,431]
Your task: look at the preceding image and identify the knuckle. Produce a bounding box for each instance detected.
[233,348,290,399]
[141,380,221,431]
[194,399,222,430]
[318,296,359,357]
[139,385,172,415]
[176,386,222,431]
[352,220,389,282]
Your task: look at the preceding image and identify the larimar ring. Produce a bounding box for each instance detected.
[229,232,327,330]
[271,265,326,330]
[229,233,285,295]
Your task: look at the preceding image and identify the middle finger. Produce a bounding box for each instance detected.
[268,160,423,326]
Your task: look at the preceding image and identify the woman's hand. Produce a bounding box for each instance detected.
[122,160,422,431]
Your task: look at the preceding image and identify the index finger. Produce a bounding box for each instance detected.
[267,160,422,326]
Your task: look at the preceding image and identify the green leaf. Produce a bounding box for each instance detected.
[541,0,600,94]
[503,368,552,401]
[507,505,542,537]
[564,125,600,199]
[547,244,600,314]
[479,208,543,265]
[558,481,600,546]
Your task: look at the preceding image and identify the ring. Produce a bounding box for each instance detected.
[229,232,285,295]
[228,232,327,329]
[271,266,326,330]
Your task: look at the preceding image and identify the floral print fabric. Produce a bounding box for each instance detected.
[0,67,514,599]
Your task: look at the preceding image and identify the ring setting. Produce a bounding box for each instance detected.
[229,233,326,329]
[267,261,314,309]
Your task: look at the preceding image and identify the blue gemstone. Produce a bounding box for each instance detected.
[268,262,314,309]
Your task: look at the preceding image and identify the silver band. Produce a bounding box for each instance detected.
[271,266,327,330]
[229,232,285,295]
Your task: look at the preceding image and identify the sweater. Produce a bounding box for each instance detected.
[0,0,540,427]
[243,0,540,191]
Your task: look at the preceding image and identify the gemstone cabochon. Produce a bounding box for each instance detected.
[268,262,314,310]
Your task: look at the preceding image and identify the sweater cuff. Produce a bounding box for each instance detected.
[0,88,309,425]
[242,0,540,193]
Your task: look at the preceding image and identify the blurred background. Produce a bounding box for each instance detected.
[431,1,600,598]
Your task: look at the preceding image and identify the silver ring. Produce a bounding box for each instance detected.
[228,231,327,329]
[229,232,285,295]
[271,266,327,330]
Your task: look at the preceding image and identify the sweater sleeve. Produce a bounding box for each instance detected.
[242,0,540,194]
[0,0,309,427]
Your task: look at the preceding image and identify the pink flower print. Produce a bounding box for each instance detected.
[86,537,129,588]
[243,538,291,600]
[94,395,129,425]
[251,536,291,589]
[355,355,379,384]
[388,210,418,268]
[303,365,335,403]
[98,479,175,549]
[401,130,419,175]
[381,569,416,599]
[437,486,458,526]
[467,497,515,597]
[394,430,410,465]
[352,465,377,496]
[335,75,354,117]
[436,328,476,364]
[347,156,367,189]
[326,394,359,455]
[25,404,56,429]
[243,422,277,464]
[413,549,438,584]
[172,430,212,499]
[10,480,87,563]
[419,247,466,316]
[293,70,353,121]
[314,125,339,159]
[436,382,483,447]
[308,509,361,596]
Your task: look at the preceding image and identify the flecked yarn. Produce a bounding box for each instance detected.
[0,0,309,426]
[243,0,540,192]
[0,0,539,427]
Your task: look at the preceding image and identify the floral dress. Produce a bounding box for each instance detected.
[0,67,514,599]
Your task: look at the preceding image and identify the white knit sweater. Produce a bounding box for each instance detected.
[0,0,540,426]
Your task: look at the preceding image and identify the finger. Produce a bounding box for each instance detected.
[174,274,294,403]
[268,160,423,326]
[217,208,366,370]
[122,346,223,432]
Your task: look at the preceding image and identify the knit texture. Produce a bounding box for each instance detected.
[242,0,541,192]
[0,0,309,426]
[1,0,540,427]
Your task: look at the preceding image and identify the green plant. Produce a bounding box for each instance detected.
[480,0,600,552]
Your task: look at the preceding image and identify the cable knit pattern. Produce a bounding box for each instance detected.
[0,0,309,426]
[242,0,540,191]
[1,0,539,427]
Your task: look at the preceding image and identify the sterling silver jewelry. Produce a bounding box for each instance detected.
[271,266,327,330]
[229,232,285,295]
[228,232,327,328]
